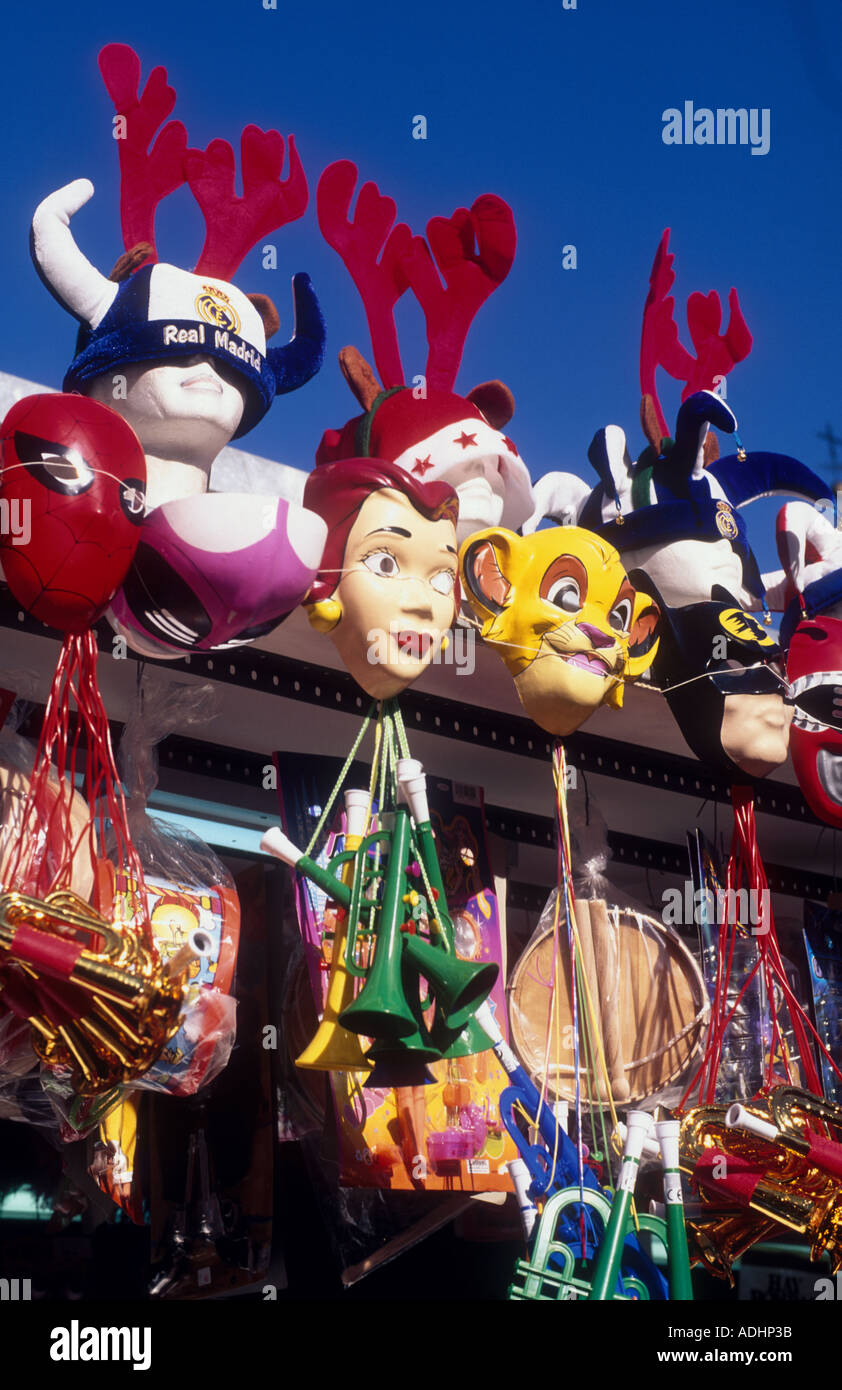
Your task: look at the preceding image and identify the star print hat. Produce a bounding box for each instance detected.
[316,385,533,530]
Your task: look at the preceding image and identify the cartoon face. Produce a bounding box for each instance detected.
[646,588,792,778]
[0,393,146,632]
[86,355,246,467]
[786,617,842,825]
[325,488,458,698]
[460,526,659,736]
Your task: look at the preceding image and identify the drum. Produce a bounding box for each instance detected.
[507,899,708,1107]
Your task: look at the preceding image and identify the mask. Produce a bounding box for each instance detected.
[460,526,659,736]
[0,393,146,632]
[787,616,842,826]
[639,578,791,779]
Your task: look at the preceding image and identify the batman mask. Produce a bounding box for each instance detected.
[630,576,792,779]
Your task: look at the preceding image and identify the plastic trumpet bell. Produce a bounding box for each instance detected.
[401,932,497,1032]
[338,936,421,1040]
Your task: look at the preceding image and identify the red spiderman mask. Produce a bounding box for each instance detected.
[0,394,146,632]
[787,616,842,826]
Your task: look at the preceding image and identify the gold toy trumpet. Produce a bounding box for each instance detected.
[0,888,190,1095]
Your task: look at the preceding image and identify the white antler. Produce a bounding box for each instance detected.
[30,179,118,328]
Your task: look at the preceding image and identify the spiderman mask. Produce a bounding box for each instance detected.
[0,394,146,632]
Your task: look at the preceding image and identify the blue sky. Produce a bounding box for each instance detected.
[2,0,840,575]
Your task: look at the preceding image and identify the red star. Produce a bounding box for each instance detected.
[412,455,434,476]
[454,431,477,449]
[503,435,519,456]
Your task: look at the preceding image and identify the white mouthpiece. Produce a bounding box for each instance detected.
[396,758,429,823]
[655,1119,681,1170]
[553,1100,569,1133]
[725,1104,779,1143]
[623,1111,655,1162]
[260,826,304,867]
[507,1159,538,1239]
[473,1000,503,1046]
[649,1200,665,1218]
[615,1121,660,1161]
[344,789,371,841]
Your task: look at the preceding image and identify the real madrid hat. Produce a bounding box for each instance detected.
[63,263,324,439]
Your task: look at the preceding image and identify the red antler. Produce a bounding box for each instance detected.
[186,126,308,279]
[98,44,188,263]
[640,228,753,440]
[317,161,412,388]
[400,195,516,392]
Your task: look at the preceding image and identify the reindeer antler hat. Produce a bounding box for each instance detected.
[526,231,830,609]
[29,44,325,439]
[313,161,533,532]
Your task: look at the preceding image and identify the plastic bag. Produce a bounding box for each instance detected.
[97,676,240,1097]
[506,794,708,1113]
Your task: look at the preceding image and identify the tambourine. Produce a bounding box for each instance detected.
[507,901,708,1107]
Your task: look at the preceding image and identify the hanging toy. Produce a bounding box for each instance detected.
[315,160,533,541]
[524,229,828,611]
[460,524,659,736]
[303,456,459,699]
[0,393,146,632]
[262,724,497,1087]
[29,42,327,658]
[0,395,194,1097]
[766,501,842,827]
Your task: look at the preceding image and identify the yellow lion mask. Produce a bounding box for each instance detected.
[460,526,660,736]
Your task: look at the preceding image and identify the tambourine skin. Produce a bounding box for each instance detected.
[506,905,708,1107]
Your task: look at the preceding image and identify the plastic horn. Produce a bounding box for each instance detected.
[339,804,419,1039]
[396,758,450,947]
[615,1120,661,1162]
[395,759,497,1032]
[0,891,186,1094]
[588,1110,654,1301]
[727,1102,842,1181]
[655,1118,694,1301]
[296,789,373,1072]
[260,826,355,911]
[165,929,211,980]
[508,1158,539,1240]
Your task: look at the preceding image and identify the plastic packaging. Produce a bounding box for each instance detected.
[506,795,708,1113]
[98,676,240,1097]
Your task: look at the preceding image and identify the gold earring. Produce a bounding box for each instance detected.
[440,634,450,651]
[306,597,342,633]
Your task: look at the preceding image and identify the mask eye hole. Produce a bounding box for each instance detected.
[545,577,581,613]
[430,570,455,596]
[14,432,95,495]
[609,598,632,632]
[363,550,400,579]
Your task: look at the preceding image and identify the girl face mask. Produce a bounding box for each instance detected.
[303,459,460,699]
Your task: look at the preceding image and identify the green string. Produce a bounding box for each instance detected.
[304,703,376,857]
